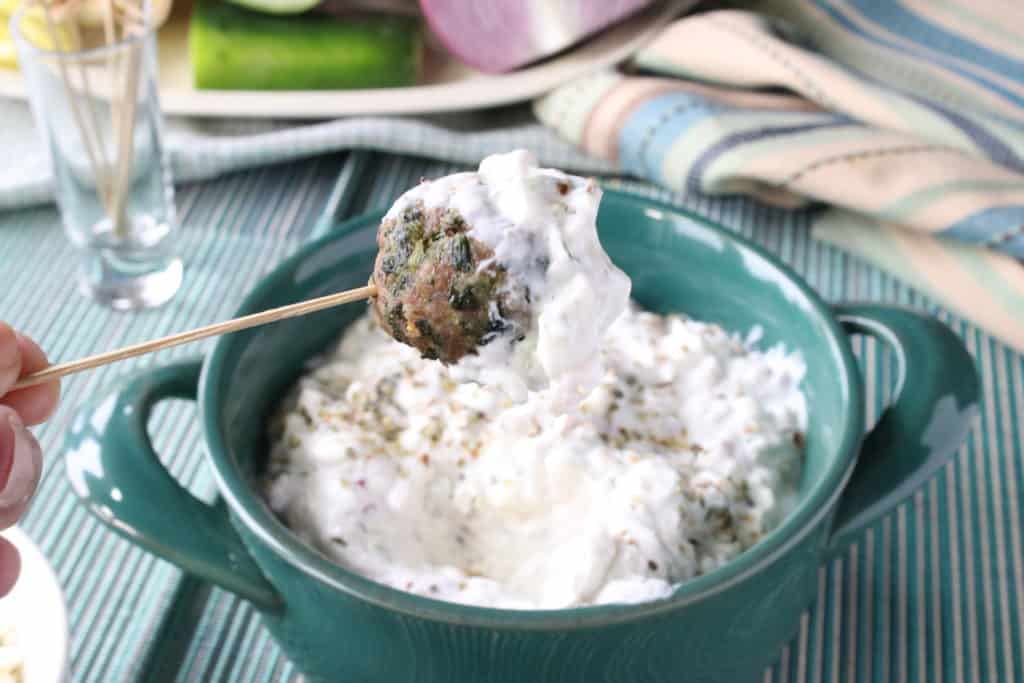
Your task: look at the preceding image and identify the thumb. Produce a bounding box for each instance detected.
[0,407,42,530]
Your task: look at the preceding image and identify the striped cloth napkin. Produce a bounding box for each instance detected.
[535,0,1024,353]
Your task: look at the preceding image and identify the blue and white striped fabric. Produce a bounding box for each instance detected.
[0,100,614,211]
[535,0,1024,353]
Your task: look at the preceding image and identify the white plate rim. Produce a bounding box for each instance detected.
[1,527,69,683]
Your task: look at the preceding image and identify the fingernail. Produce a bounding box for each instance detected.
[0,323,15,352]
[0,413,42,508]
[0,324,18,387]
[0,417,12,492]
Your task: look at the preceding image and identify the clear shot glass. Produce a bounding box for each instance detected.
[12,5,182,310]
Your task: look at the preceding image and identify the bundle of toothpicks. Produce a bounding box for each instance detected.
[35,0,149,238]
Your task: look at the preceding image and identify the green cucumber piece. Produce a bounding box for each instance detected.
[224,0,320,15]
[190,0,421,90]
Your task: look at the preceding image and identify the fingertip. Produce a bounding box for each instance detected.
[36,379,61,423]
[2,334,60,425]
[15,334,50,373]
[0,412,13,491]
[0,409,41,529]
[2,380,61,426]
[0,324,20,395]
[0,536,20,597]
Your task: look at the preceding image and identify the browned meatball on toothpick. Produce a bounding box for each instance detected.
[369,150,630,405]
[371,201,528,365]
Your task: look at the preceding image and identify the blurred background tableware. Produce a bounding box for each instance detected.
[0,0,688,117]
[11,1,180,311]
[0,527,70,683]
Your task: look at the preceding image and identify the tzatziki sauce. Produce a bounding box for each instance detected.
[266,307,807,609]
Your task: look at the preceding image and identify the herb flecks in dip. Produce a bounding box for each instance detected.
[370,150,631,405]
[265,308,807,610]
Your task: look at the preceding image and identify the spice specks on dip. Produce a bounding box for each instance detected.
[371,150,631,405]
[265,305,807,609]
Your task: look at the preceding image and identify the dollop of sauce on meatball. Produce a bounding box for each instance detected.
[371,150,630,406]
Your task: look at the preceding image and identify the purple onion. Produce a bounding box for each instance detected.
[419,0,656,73]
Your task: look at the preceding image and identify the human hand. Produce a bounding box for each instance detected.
[0,322,60,596]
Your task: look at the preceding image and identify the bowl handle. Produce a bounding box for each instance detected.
[64,359,281,612]
[827,304,980,549]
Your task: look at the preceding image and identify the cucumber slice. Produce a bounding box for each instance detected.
[190,0,421,90]
[223,0,320,15]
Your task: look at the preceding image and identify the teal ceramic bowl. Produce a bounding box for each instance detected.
[64,191,979,683]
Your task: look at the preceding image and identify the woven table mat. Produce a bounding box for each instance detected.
[0,152,1020,682]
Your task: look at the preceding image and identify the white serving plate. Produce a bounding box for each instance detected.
[0,0,690,119]
[0,528,69,683]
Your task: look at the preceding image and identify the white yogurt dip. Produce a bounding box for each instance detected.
[266,307,807,609]
[380,150,631,405]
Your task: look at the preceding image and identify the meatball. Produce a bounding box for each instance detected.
[370,200,527,364]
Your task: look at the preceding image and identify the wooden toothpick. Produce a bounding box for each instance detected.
[37,1,114,214]
[12,285,378,391]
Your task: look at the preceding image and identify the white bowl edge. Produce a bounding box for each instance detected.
[1,527,70,683]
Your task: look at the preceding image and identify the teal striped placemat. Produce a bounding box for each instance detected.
[1,152,1021,682]
[2,155,344,681]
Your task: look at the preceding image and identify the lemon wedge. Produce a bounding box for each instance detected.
[0,1,78,69]
[0,0,17,68]
[1,0,172,69]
